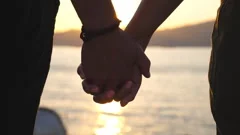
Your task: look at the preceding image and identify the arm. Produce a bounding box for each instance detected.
[76,0,184,106]
[125,0,184,50]
[71,0,119,31]
[73,0,151,104]
[114,0,184,106]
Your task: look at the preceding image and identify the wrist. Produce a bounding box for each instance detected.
[82,17,119,31]
[80,19,121,42]
[71,0,118,31]
[124,30,151,51]
[137,38,151,51]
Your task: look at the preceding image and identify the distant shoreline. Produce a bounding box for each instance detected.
[53,20,214,47]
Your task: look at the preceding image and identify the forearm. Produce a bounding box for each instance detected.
[71,0,119,31]
[125,0,183,50]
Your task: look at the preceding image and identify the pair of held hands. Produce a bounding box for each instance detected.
[77,28,151,107]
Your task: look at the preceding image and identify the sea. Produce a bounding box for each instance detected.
[39,46,216,135]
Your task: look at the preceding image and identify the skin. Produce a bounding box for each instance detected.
[71,0,151,104]
[73,0,184,106]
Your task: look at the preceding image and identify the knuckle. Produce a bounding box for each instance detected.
[77,64,85,79]
[77,66,81,75]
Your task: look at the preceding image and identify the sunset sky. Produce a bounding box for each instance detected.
[54,0,220,32]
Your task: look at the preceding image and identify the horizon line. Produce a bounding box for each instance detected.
[54,19,215,33]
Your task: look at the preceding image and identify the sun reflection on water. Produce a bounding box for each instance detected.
[94,102,126,135]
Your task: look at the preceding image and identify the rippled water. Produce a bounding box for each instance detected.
[40,46,216,135]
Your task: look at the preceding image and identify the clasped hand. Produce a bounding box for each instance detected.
[77,28,151,107]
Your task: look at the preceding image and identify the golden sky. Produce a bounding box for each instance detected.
[54,0,220,32]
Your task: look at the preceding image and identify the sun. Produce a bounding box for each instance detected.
[54,0,219,32]
[112,0,141,29]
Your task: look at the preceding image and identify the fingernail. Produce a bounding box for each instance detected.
[91,87,99,93]
[106,90,115,98]
[77,65,85,79]
[121,101,128,107]
[79,71,85,79]
[126,81,133,88]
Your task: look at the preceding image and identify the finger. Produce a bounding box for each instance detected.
[114,81,133,102]
[131,66,142,85]
[93,79,118,104]
[82,80,100,95]
[77,64,86,79]
[93,89,115,104]
[120,83,140,107]
[104,79,119,91]
[136,47,151,78]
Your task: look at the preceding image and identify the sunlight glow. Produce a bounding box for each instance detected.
[94,114,124,135]
[54,0,220,32]
[94,102,125,135]
[97,101,122,114]
[112,0,141,28]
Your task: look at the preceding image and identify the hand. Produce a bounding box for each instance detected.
[113,66,142,107]
[79,28,150,103]
[78,65,142,107]
[78,33,150,106]
[81,28,150,80]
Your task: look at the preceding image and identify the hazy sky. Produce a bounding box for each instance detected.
[55,0,220,32]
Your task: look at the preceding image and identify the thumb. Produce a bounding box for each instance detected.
[136,47,151,78]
